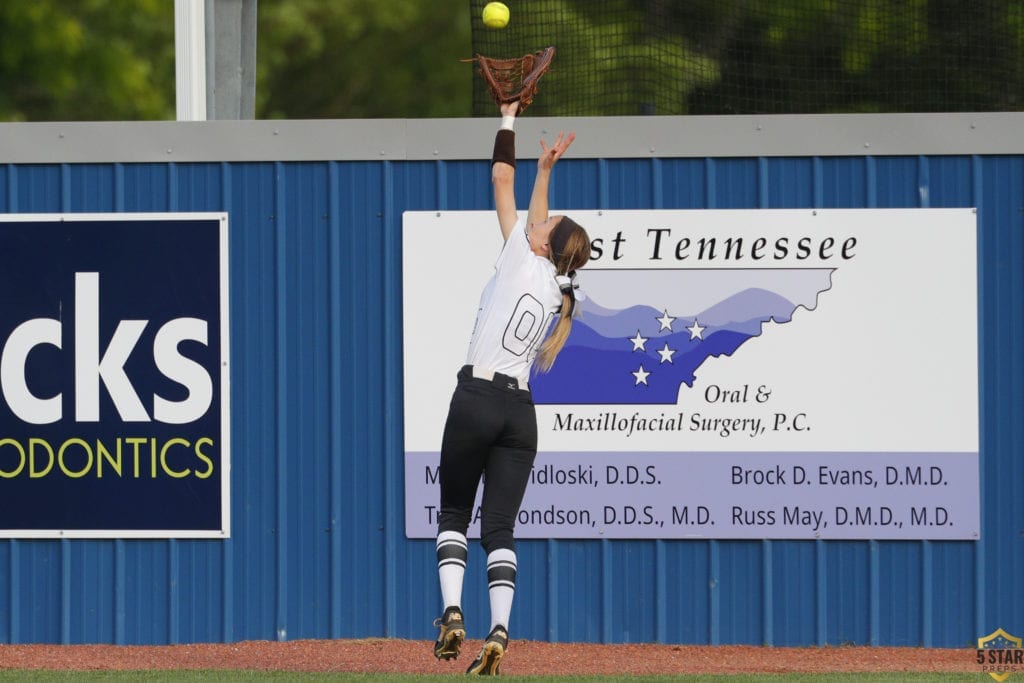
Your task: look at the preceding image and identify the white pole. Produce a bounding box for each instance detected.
[175,0,207,121]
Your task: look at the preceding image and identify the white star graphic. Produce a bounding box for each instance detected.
[687,319,706,340]
[656,310,676,332]
[632,365,650,386]
[657,343,676,364]
[629,330,648,352]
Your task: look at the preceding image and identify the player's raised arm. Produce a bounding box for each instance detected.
[492,101,519,240]
[526,131,575,230]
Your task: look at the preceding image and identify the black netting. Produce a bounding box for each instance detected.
[469,0,1024,116]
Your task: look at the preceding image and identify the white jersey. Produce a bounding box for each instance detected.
[465,219,562,381]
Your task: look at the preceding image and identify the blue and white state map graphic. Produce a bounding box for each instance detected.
[402,209,980,540]
[531,269,832,404]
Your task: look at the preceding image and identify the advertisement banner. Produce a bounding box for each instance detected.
[403,209,978,540]
[0,213,230,538]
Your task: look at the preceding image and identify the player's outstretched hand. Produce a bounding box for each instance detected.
[500,100,519,118]
[538,132,575,173]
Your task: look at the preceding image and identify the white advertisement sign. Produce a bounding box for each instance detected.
[402,209,979,540]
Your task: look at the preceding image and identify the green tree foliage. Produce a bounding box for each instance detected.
[256,0,471,118]
[469,0,718,116]
[471,0,1022,115]
[0,0,470,121]
[0,0,174,121]
[674,0,1023,114]
[0,0,1018,121]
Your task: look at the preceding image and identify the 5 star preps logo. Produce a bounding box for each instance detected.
[977,628,1024,681]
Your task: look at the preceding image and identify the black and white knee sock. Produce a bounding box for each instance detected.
[436,531,468,610]
[486,548,517,632]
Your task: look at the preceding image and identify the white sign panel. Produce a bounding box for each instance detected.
[403,209,979,540]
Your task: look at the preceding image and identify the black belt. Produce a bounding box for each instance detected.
[463,365,529,391]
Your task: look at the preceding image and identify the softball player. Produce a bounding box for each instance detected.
[432,100,591,675]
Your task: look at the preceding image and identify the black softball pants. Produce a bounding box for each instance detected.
[437,365,537,554]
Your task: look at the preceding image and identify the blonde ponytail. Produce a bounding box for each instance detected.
[536,291,575,372]
[535,220,591,372]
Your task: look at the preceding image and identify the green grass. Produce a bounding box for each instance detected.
[0,674,987,682]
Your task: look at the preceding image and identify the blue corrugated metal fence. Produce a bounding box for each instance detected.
[0,146,1020,647]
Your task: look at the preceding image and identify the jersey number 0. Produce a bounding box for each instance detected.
[502,294,552,359]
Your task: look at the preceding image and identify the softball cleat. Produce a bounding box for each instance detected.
[466,624,508,675]
[432,606,466,661]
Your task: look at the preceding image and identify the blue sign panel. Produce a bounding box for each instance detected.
[0,214,230,537]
